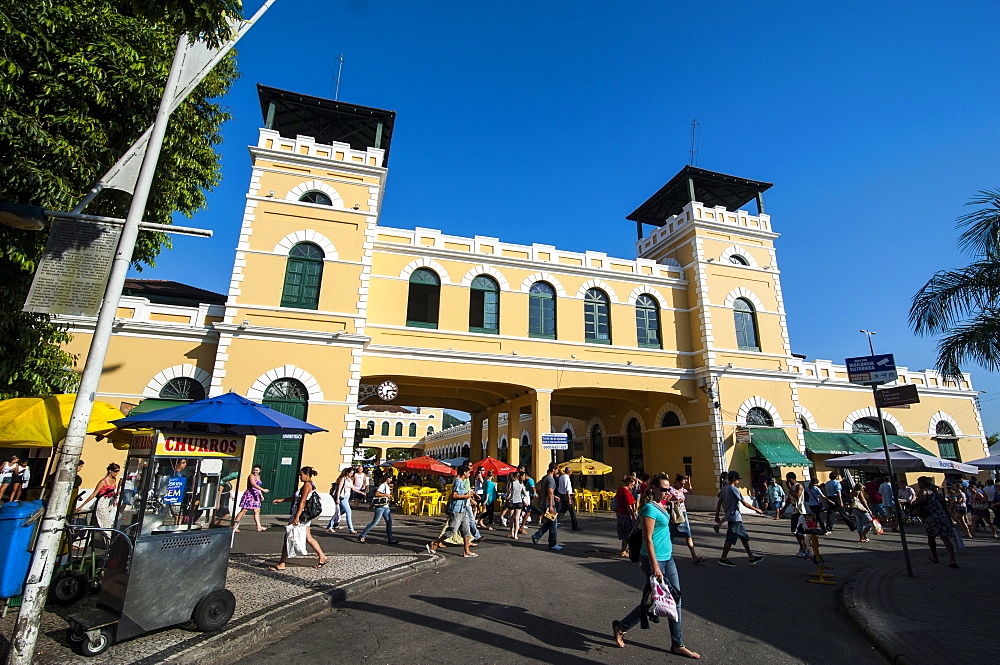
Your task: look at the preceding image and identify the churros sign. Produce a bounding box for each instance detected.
[130,431,245,458]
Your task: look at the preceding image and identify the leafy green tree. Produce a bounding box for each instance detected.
[0,0,240,398]
[910,189,1000,378]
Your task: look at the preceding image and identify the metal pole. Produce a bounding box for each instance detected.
[6,35,190,665]
[872,385,914,577]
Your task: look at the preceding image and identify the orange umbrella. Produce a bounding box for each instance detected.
[392,456,457,476]
[470,456,517,476]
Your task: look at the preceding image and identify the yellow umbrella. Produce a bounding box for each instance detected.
[563,457,613,475]
[0,394,126,447]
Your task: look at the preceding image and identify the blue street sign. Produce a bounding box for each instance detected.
[163,476,187,505]
[845,354,897,386]
[541,433,569,450]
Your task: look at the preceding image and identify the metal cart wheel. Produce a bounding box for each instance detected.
[49,570,90,606]
[192,589,236,632]
[77,628,113,656]
[66,626,86,644]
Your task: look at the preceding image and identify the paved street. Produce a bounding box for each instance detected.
[233,508,986,664]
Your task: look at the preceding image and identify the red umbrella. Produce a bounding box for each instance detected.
[392,456,457,476]
[470,456,517,475]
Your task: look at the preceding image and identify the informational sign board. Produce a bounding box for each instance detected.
[845,354,898,386]
[607,436,624,448]
[281,457,293,465]
[541,433,569,450]
[162,477,187,505]
[23,220,121,316]
[876,384,920,408]
[735,428,752,445]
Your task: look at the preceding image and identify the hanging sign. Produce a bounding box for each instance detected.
[541,433,569,450]
[23,219,121,316]
[845,354,897,386]
[876,384,920,408]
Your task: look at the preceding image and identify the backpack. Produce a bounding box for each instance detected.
[610,494,619,512]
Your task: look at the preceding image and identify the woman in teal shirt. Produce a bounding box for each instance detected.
[613,474,699,659]
[480,471,498,529]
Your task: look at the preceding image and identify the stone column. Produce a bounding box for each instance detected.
[530,390,553,480]
[469,410,485,463]
[486,407,499,460]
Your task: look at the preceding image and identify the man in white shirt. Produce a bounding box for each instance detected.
[556,466,581,530]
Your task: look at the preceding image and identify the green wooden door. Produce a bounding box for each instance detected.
[254,379,308,515]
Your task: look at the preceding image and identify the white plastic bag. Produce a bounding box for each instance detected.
[649,576,678,620]
[285,523,308,557]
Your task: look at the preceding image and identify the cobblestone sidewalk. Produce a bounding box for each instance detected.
[0,551,440,665]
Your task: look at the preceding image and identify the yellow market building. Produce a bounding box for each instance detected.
[50,85,988,510]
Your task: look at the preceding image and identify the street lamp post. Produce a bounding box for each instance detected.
[5,36,192,665]
[858,330,914,578]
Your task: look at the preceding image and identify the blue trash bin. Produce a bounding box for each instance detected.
[0,500,45,598]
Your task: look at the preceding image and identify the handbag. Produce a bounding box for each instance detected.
[870,518,884,536]
[301,491,323,522]
[371,496,389,506]
[668,501,685,524]
[649,576,678,620]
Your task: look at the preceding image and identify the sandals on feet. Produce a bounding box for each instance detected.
[612,620,625,648]
[671,646,701,659]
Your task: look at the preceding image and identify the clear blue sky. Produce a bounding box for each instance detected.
[132,1,1000,433]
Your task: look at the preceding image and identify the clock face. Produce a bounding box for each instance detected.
[376,381,398,401]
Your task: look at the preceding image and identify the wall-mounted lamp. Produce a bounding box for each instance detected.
[240,319,250,328]
[267,190,275,197]
[332,331,343,338]
[353,204,360,210]
[570,354,577,359]
[626,361,632,365]
[511,351,518,355]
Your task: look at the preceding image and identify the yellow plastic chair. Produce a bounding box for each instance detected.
[580,491,597,513]
[420,492,441,516]
[402,494,421,515]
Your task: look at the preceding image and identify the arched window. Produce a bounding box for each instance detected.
[395,422,404,437]
[799,416,810,431]
[661,411,680,427]
[635,294,661,348]
[406,268,440,328]
[627,418,644,476]
[584,288,611,344]
[427,426,435,436]
[381,421,390,436]
[408,422,417,437]
[746,407,774,427]
[158,377,206,401]
[733,298,760,351]
[367,420,375,434]
[852,417,897,435]
[469,275,500,334]
[520,434,531,468]
[528,281,556,339]
[728,254,749,265]
[299,191,332,206]
[280,242,324,310]
[935,421,959,460]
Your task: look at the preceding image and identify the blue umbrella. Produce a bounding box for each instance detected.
[112,392,326,435]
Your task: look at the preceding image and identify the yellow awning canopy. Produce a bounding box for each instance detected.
[0,394,127,448]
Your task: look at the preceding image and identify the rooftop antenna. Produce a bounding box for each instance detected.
[689,118,700,166]
[334,53,345,100]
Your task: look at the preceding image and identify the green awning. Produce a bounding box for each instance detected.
[803,431,868,455]
[749,428,812,466]
[848,434,934,456]
[128,398,191,415]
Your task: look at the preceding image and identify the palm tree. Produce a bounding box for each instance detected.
[909,189,1000,378]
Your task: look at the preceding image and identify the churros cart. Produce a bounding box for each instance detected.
[66,430,244,656]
